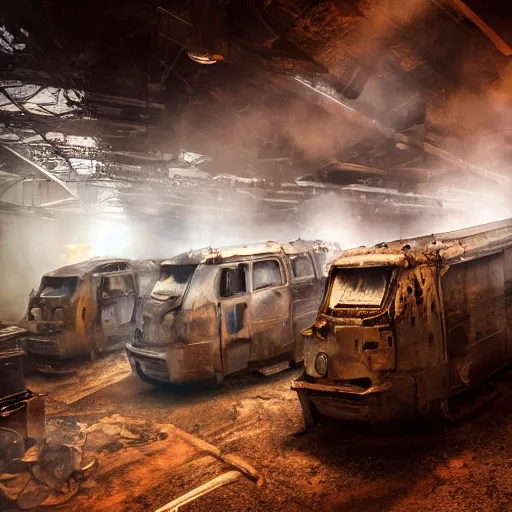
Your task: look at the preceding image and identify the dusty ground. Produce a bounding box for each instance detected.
[25,352,512,512]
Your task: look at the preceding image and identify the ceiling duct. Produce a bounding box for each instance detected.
[187,0,228,64]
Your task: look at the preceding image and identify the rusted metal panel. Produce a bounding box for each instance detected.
[442,253,507,392]
[394,265,444,372]
[219,297,251,375]
[0,390,46,439]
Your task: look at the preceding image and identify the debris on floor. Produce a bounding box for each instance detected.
[0,413,261,511]
[26,352,132,414]
[0,325,26,351]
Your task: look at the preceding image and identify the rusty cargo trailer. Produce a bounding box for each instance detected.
[292,219,512,426]
[24,258,159,369]
[126,240,341,384]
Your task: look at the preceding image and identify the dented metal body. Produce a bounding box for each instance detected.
[126,240,341,384]
[24,258,159,365]
[292,219,512,425]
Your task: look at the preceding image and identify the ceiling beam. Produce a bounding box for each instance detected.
[440,0,512,56]
[226,45,510,184]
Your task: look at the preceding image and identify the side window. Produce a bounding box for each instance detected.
[101,264,119,273]
[253,260,283,291]
[124,274,136,294]
[219,264,247,298]
[313,252,326,269]
[290,254,315,280]
[103,274,135,297]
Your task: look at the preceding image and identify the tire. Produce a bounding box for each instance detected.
[215,370,225,386]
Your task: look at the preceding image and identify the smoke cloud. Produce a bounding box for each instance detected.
[1,175,510,322]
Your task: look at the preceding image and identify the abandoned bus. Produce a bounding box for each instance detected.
[126,240,341,384]
[292,219,512,426]
[24,258,159,370]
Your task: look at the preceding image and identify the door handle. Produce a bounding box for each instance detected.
[272,290,282,298]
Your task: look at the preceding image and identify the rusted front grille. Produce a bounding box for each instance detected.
[136,359,169,382]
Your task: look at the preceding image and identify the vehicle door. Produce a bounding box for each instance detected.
[100,272,137,340]
[249,257,292,362]
[218,263,251,375]
[289,253,320,361]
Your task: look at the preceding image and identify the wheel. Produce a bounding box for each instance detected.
[88,344,98,362]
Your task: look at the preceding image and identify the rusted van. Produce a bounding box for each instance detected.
[292,219,512,426]
[126,240,341,384]
[24,258,159,369]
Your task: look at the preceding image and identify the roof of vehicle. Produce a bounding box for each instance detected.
[332,218,512,268]
[44,258,133,278]
[131,259,162,272]
[162,239,341,266]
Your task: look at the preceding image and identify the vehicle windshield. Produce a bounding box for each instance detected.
[39,277,78,298]
[328,267,392,309]
[151,265,196,300]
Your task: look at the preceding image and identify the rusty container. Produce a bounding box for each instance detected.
[0,348,25,399]
[0,390,46,439]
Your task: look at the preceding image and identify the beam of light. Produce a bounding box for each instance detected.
[293,76,359,115]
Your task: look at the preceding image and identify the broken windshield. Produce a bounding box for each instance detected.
[328,267,392,309]
[151,265,196,300]
[39,277,78,298]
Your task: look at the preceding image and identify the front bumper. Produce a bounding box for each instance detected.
[127,338,217,384]
[126,343,170,383]
[24,335,61,357]
[292,374,392,424]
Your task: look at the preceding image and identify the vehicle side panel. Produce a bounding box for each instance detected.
[167,265,220,382]
[249,257,293,362]
[503,248,512,359]
[442,252,507,393]
[290,252,324,362]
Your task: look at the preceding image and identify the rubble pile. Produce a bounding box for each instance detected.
[0,415,168,510]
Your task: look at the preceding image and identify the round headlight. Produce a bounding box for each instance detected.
[162,313,175,330]
[30,307,41,321]
[187,52,223,65]
[314,352,329,377]
[133,328,143,347]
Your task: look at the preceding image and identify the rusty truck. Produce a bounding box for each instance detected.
[292,219,512,426]
[126,240,341,384]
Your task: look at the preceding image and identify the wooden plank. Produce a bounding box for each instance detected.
[168,424,261,482]
[155,471,242,512]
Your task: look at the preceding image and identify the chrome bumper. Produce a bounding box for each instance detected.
[126,343,169,382]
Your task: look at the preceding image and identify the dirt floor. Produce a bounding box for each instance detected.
[23,351,512,512]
